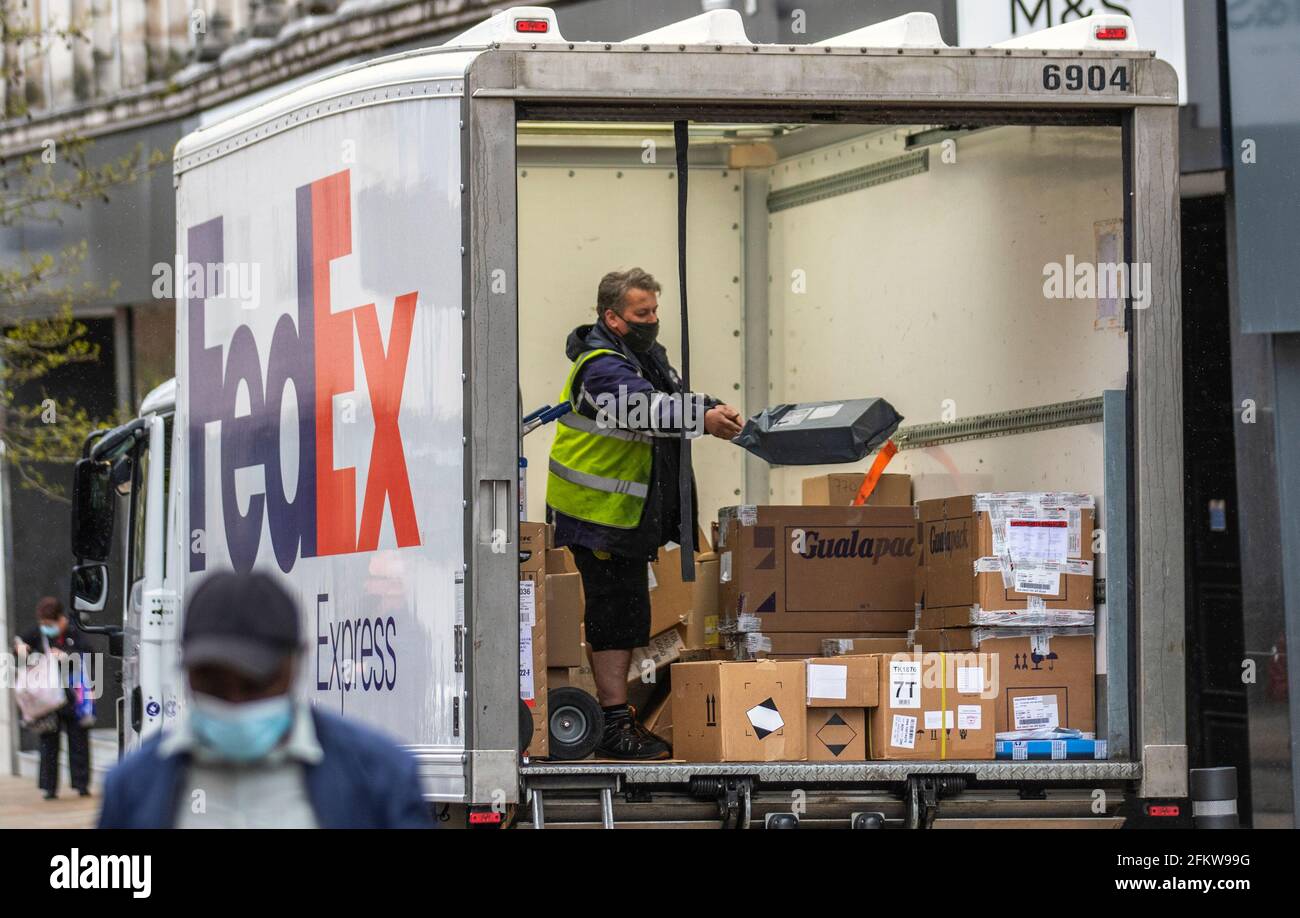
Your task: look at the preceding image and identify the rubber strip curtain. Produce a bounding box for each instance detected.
[674,120,695,582]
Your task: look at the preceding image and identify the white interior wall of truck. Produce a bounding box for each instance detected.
[516,121,1123,671]
[517,152,745,533]
[174,97,465,751]
[766,123,1126,671]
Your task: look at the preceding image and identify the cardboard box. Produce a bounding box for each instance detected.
[973,631,1096,734]
[520,521,549,573]
[917,607,976,630]
[806,655,880,707]
[866,652,995,760]
[807,707,867,761]
[823,637,912,656]
[549,663,598,697]
[650,547,722,646]
[628,625,686,685]
[519,546,549,757]
[688,556,721,649]
[917,496,1094,614]
[756,631,909,658]
[717,505,918,632]
[545,547,578,575]
[909,628,975,652]
[671,660,807,762]
[545,571,585,668]
[649,546,697,636]
[801,473,912,508]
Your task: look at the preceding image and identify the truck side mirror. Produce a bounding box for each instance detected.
[71,562,109,614]
[71,458,115,562]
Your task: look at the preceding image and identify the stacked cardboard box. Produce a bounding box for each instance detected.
[520,522,550,757]
[671,659,808,762]
[971,627,1097,736]
[801,472,912,508]
[805,655,879,761]
[865,651,996,760]
[914,492,1096,629]
[649,545,722,650]
[912,492,1099,741]
[715,503,918,664]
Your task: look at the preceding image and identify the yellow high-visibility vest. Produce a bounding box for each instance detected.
[546,348,654,529]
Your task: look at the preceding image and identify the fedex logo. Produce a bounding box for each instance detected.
[188,170,420,574]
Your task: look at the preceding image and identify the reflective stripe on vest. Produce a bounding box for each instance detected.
[545,348,653,530]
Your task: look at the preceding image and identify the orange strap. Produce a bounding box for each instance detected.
[852,439,899,507]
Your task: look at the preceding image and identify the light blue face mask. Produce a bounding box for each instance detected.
[189,693,293,763]
[39,623,60,639]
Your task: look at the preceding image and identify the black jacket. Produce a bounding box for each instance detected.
[549,321,716,560]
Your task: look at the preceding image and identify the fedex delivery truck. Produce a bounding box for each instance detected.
[67,7,1187,828]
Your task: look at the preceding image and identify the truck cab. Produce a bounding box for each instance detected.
[70,379,180,753]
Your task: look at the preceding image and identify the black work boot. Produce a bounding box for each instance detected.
[594,706,671,760]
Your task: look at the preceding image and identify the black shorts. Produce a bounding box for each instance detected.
[570,546,651,652]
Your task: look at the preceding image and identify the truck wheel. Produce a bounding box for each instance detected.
[547,687,604,760]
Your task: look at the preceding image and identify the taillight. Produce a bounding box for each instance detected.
[1094,25,1128,41]
[515,18,550,34]
[1146,804,1180,817]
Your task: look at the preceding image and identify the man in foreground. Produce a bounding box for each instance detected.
[98,571,432,829]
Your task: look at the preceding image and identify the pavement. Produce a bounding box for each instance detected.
[0,774,100,828]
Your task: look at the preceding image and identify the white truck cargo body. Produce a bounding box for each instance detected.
[172,78,470,796]
[73,7,1186,825]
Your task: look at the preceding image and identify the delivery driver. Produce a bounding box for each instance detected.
[546,268,743,759]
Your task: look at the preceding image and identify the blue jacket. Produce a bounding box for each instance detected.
[97,708,433,829]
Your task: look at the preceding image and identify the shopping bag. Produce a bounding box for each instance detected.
[16,650,68,723]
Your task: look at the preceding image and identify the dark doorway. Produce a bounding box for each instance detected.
[1181,192,1251,823]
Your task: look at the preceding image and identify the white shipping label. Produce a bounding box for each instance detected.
[1012,694,1060,731]
[519,580,536,627]
[809,403,843,421]
[957,705,982,730]
[1068,508,1082,556]
[891,715,918,749]
[957,666,985,694]
[738,505,758,527]
[1005,518,1070,563]
[647,562,658,591]
[519,624,535,702]
[889,660,922,709]
[924,710,954,730]
[1014,568,1062,596]
[774,407,814,428]
[1030,633,1053,656]
[720,551,732,583]
[807,663,848,701]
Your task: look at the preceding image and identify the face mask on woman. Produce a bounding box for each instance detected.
[39,623,60,639]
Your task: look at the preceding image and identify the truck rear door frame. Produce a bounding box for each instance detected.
[460,43,1184,805]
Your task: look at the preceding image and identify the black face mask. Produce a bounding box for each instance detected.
[620,319,660,353]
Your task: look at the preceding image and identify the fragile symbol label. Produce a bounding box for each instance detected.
[747,698,784,738]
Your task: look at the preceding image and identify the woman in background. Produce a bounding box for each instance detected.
[14,597,92,799]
